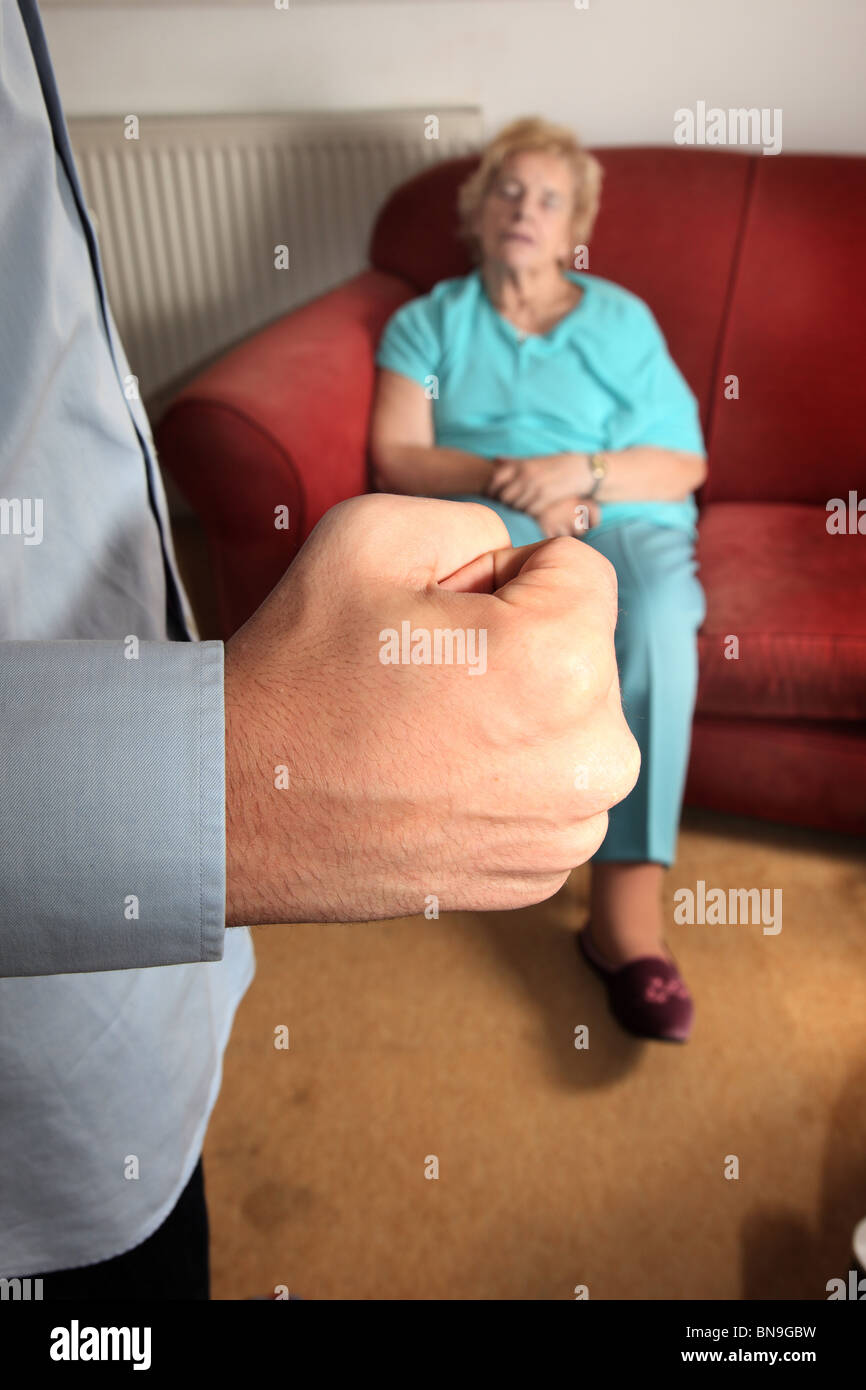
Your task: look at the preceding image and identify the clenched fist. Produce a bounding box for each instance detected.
[224,494,639,925]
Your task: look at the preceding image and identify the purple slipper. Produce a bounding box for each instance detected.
[575,921,694,1043]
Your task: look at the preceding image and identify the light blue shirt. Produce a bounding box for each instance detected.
[0,0,254,1275]
[375,267,706,534]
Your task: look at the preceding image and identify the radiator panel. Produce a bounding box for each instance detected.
[67,109,482,402]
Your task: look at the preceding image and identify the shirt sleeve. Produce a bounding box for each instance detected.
[606,300,706,455]
[0,639,227,978]
[374,293,441,388]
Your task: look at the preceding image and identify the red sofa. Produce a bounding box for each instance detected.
[155,147,866,836]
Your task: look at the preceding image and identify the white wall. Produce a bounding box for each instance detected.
[40,0,866,154]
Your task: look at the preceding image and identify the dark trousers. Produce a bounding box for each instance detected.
[30,1157,209,1300]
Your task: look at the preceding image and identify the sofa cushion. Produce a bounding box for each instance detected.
[703,152,866,506]
[695,501,866,720]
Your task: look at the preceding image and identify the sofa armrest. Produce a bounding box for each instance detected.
[155,268,414,636]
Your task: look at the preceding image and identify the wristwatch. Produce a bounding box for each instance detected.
[586,452,608,498]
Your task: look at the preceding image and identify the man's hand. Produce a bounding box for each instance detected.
[224,494,639,925]
[536,496,602,537]
[487,453,589,512]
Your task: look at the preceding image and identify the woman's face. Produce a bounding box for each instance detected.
[475,150,577,273]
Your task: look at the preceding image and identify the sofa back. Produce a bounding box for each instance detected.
[370,147,866,506]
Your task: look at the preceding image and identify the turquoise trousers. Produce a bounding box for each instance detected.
[448,496,707,868]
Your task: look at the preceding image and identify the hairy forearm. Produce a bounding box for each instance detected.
[372,445,494,498]
[589,447,707,502]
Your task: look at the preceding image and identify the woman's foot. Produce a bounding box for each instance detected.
[576,922,694,1042]
[579,861,694,1041]
[588,861,669,966]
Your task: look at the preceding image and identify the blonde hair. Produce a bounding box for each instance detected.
[457,116,604,263]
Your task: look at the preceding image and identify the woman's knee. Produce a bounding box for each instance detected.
[611,531,706,639]
[617,574,705,647]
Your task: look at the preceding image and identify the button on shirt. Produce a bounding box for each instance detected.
[375,268,706,534]
[0,0,254,1275]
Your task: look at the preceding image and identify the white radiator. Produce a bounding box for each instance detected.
[67,108,482,410]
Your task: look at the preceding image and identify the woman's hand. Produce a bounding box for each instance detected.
[535,495,601,538]
[487,453,589,512]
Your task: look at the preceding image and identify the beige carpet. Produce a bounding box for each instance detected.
[172,511,866,1301]
[204,812,866,1301]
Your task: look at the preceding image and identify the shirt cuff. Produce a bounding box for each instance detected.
[0,639,227,977]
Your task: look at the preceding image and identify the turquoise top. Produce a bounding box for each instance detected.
[375,268,706,534]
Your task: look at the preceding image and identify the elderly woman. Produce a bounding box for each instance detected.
[369,117,707,1044]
